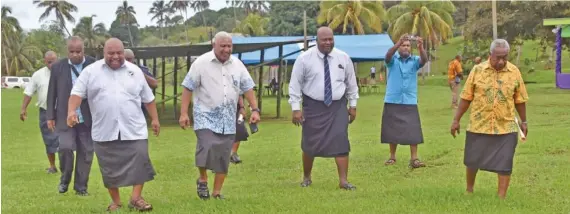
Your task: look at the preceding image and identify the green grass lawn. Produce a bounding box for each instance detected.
[2,74,570,213]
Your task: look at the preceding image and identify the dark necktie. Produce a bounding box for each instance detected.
[324,54,332,106]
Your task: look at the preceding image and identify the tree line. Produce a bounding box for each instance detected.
[2,0,569,76]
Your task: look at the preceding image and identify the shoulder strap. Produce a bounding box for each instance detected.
[70,65,80,78]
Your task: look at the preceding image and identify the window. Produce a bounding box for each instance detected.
[7,78,18,82]
[22,78,30,82]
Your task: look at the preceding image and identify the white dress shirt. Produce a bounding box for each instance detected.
[71,60,155,142]
[288,46,359,111]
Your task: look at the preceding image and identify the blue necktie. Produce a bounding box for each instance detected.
[323,54,332,106]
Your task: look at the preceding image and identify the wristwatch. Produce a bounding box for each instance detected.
[251,108,260,113]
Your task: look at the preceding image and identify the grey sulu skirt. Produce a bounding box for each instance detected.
[301,94,350,158]
[194,129,235,173]
[93,139,156,188]
[380,103,424,145]
[464,131,518,175]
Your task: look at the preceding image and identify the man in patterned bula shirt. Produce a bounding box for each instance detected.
[451,39,529,199]
[179,31,260,200]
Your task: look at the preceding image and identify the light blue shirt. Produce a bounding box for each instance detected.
[69,58,85,123]
[70,60,155,142]
[181,51,255,135]
[384,52,423,105]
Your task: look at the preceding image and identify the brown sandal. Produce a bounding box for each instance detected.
[385,159,396,165]
[409,159,426,168]
[106,203,122,212]
[129,197,153,212]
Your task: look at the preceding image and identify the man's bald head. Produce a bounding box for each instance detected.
[44,51,58,70]
[67,36,84,65]
[103,38,126,70]
[104,38,124,50]
[317,26,333,36]
[124,49,135,63]
[316,26,334,54]
[474,56,482,64]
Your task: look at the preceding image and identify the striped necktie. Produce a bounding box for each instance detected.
[323,54,332,106]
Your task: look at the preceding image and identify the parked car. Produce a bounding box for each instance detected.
[2,76,30,89]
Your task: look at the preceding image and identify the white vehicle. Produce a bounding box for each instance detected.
[2,76,30,89]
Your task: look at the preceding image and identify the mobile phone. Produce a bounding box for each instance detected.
[249,122,258,134]
[237,114,244,124]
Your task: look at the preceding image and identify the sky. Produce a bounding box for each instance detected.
[2,0,227,31]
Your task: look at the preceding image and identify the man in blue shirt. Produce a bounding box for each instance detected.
[381,34,428,169]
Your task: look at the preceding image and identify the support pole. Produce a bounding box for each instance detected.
[276,44,283,118]
[257,49,265,112]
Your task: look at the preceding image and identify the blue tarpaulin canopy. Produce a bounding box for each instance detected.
[231,36,315,65]
[333,34,394,62]
[232,34,394,65]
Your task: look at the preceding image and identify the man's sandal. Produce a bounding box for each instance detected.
[409,159,426,169]
[300,179,312,187]
[339,183,356,190]
[106,203,122,212]
[385,159,396,165]
[128,197,152,212]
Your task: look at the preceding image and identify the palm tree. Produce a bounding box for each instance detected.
[169,0,190,41]
[225,0,240,27]
[234,0,268,15]
[72,15,107,49]
[189,0,210,27]
[386,0,455,46]
[386,0,455,84]
[3,33,42,76]
[116,0,137,47]
[33,0,78,37]
[232,13,269,36]
[1,6,22,34]
[149,0,174,39]
[1,6,22,74]
[317,0,386,35]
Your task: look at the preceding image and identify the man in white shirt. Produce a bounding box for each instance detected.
[20,51,59,174]
[179,31,260,200]
[288,26,359,190]
[68,38,160,212]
